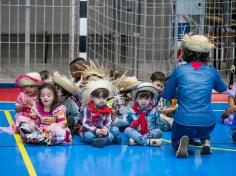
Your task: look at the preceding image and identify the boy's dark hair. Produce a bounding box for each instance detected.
[182,47,209,63]
[70,57,87,66]
[91,88,109,98]
[136,91,154,99]
[150,71,166,83]
[54,83,72,98]
[39,70,51,80]
[38,83,59,113]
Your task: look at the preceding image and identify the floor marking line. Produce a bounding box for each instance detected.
[4,110,37,176]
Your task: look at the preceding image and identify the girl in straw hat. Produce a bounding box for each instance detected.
[112,76,141,128]
[0,72,45,134]
[163,33,227,158]
[80,79,121,148]
[19,83,72,145]
[124,82,162,147]
[52,72,82,135]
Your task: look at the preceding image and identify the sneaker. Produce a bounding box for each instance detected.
[176,135,189,158]
[128,138,138,146]
[201,139,212,154]
[149,138,162,147]
[112,136,122,145]
[91,138,107,148]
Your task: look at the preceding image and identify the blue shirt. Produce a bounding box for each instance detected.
[163,63,227,126]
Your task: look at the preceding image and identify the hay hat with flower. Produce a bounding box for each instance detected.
[52,71,80,95]
[15,72,45,87]
[82,79,117,107]
[132,82,159,100]
[181,33,215,53]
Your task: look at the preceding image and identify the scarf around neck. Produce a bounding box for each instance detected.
[88,102,112,122]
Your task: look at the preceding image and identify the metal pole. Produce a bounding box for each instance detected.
[113,0,120,69]
[132,0,141,77]
[69,0,76,61]
[25,0,30,72]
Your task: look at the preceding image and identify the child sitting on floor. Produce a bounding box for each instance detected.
[124,82,162,146]
[112,76,141,127]
[52,72,82,135]
[80,79,121,148]
[150,71,177,131]
[19,83,72,145]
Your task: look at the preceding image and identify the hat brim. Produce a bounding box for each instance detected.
[132,86,159,99]
[15,74,45,87]
[119,81,141,92]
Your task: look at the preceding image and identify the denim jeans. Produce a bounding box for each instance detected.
[81,126,119,145]
[124,127,162,146]
[171,121,215,150]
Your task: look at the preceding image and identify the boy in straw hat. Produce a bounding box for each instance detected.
[52,72,82,135]
[163,33,227,158]
[124,82,162,146]
[80,79,121,148]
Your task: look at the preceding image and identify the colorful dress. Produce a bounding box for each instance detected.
[21,102,72,145]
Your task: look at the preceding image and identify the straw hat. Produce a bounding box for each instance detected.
[52,71,80,94]
[132,82,159,99]
[82,79,116,107]
[15,72,45,87]
[118,76,141,92]
[182,33,215,53]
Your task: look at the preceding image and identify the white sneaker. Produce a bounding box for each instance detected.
[149,138,162,147]
[128,138,138,145]
[176,135,189,158]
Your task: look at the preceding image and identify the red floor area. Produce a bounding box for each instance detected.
[0,88,228,102]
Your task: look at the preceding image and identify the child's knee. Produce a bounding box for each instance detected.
[110,126,119,136]
[124,127,132,135]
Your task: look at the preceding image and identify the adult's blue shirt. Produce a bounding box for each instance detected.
[163,63,227,126]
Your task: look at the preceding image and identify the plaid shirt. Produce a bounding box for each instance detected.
[124,105,162,132]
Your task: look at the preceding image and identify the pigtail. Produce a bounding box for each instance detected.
[228,65,235,90]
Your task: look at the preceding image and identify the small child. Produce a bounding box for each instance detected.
[163,34,227,158]
[124,82,162,146]
[14,72,45,128]
[80,79,121,148]
[52,71,82,135]
[150,72,177,131]
[19,83,72,145]
[112,76,141,127]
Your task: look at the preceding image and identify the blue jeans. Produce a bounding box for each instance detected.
[124,127,162,146]
[81,126,119,145]
[171,121,215,150]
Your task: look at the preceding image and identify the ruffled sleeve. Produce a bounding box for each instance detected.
[53,105,67,125]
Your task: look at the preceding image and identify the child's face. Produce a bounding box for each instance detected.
[25,85,38,97]
[70,63,83,79]
[152,80,164,93]
[136,92,152,109]
[40,88,54,107]
[57,88,66,103]
[91,96,107,108]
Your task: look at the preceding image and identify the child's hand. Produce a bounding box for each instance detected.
[101,128,108,136]
[95,129,103,136]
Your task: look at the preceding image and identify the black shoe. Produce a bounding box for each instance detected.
[176,136,189,158]
[91,138,107,148]
[201,139,212,155]
[112,136,122,145]
[20,123,33,134]
[190,138,201,146]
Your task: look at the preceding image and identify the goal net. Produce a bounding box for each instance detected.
[87,0,236,81]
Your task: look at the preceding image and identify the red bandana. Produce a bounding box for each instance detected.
[130,103,152,135]
[88,102,112,122]
[191,62,202,70]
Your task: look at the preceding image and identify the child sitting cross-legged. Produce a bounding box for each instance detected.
[80,79,122,148]
[124,82,162,146]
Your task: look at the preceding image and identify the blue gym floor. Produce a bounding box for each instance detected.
[0,101,235,176]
